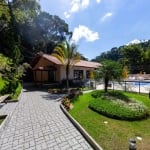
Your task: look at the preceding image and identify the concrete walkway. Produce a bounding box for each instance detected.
[0,88,93,150]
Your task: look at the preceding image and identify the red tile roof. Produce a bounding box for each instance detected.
[75,60,101,68]
[42,54,101,68]
[43,54,62,65]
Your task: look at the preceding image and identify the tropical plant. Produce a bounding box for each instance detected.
[95,60,122,92]
[52,40,80,89]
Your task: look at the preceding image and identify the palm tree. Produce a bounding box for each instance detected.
[52,40,80,89]
[96,60,122,92]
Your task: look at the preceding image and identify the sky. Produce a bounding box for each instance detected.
[39,0,150,60]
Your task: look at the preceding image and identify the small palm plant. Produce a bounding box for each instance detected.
[95,60,122,92]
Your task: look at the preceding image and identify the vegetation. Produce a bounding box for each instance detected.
[0,54,27,96]
[70,92,150,150]
[11,82,22,100]
[89,90,149,120]
[52,40,80,89]
[94,60,122,92]
[0,76,8,94]
[0,0,70,63]
[92,41,150,74]
[0,119,4,125]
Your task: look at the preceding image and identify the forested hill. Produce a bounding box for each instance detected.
[92,40,150,74]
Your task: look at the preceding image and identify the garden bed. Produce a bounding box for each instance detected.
[69,91,150,150]
[0,115,7,125]
[89,90,149,120]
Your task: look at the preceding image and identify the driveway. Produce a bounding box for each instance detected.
[0,87,93,150]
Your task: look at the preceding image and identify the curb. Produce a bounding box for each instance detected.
[60,104,103,150]
[0,89,23,136]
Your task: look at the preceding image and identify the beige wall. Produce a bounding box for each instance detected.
[59,66,95,81]
[33,57,96,82]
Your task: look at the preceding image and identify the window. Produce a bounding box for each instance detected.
[74,70,83,80]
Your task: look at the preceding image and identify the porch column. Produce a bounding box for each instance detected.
[83,70,86,80]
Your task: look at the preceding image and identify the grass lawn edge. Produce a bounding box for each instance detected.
[60,104,103,150]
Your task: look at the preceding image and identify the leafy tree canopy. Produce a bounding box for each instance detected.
[93,41,150,74]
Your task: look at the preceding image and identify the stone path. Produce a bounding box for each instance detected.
[0,89,93,150]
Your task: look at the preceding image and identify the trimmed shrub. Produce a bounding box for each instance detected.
[67,88,83,99]
[89,98,149,120]
[89,90,149,120]
[91,90,131,103]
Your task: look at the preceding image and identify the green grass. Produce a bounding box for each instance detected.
[0,77,8,93]
[69,92,150,150]
[0,118,4,125]
[11,82,22,100]
[0,115,7,125]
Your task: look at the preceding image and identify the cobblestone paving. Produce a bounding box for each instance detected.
[0,89,93,150]
[0,103,17,116]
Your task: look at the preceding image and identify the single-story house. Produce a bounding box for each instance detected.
[31,53,101,84]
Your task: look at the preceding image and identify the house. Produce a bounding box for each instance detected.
[31,53,101,84]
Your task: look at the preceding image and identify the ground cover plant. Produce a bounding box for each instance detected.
[69,91,150,150]
[0,77,9,95]
[0,115,7,125]
[10,82,22,100]
[0,118,4,125]
[89,90,149,120]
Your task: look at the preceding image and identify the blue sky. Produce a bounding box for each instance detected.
[39,0,150,60]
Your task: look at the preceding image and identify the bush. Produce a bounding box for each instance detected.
[89,98,149,120]
[0,77,9,95]
[61,97,71,110]
[90,90,149,120]
[91,90,104,98]
[11,82,22,100]
[67,88,83,99]
[91,90,130,102]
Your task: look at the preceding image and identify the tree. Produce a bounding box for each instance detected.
[96,60,122,92]
[122,66,129,80]
[122,45,145,73]
[17,11,70,63]
[52,40,80,89]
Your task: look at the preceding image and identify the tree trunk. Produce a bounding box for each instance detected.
[104,77,109,92]
[66,65,69,90]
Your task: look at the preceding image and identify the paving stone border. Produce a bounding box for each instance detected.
[60,104,103,150]
[0,90,22,136]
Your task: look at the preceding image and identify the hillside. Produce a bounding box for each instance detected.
[92,40,150,74]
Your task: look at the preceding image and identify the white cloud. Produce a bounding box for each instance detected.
[101,12,113,22]
[64,0,90,18]
[72,25,99,42]
[96,0,101,3]
[64,12,70,18]
[126,39,148,45]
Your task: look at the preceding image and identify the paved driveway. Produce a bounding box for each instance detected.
[0,89,93,150]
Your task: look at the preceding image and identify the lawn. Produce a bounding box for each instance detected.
[69,91,150,150]
[0,77,7,93]
[0,118,5,125]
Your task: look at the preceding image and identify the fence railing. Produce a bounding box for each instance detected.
[96,81,150,94]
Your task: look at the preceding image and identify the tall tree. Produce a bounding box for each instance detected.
[52,40,80,89]
[122,45,145,73]
[0,0,22,65]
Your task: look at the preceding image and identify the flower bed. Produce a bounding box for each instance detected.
[89,90,149,120]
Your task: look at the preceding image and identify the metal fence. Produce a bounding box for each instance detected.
[96,81,150,94]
